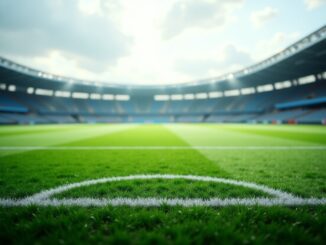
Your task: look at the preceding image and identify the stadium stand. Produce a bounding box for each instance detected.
[0,26,325,125]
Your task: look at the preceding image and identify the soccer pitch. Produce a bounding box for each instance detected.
[0,124,325,244]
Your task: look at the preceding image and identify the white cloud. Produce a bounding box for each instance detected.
[305,0,326,9]
[0,0,320,85]
[78,0,102,16]
[162,0,244,39]
[253,32,300,61]
[175,45,252,79]
[0,0,131,73]
[250,6,279,28]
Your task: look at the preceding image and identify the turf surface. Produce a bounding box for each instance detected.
[0,124,325,244]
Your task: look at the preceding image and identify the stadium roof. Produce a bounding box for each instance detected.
[0,25,325,94]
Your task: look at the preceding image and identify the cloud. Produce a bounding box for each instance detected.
[0,0,131,73]
[0,0,317,85]
[175,45,252,78]
[304,0,326,9]
[253,32,300,61]
[162,0,244,39]
[250,6,279,28]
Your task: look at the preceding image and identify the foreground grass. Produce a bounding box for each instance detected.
[0,207,326,244]
[1,206,325,244]
[0,124,325,244]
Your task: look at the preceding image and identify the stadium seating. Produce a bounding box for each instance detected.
[0,92,28,113]
[1,79,325,125]
[0,25,325,125]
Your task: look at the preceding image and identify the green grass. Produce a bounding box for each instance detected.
[0,124,325,244]
[55,179,269,199]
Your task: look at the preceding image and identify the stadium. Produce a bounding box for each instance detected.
[0,1,326,244]
[1,26,326,124]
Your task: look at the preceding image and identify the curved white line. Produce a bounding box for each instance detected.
[1,197,326,207]
[26,174,295,201]
[1,174,325,207]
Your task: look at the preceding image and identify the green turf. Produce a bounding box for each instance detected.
[56,179,270,199]
[0,124,325,244]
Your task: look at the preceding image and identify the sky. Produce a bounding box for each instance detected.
[0,0,325,85]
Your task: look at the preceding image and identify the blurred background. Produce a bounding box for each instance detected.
[0,0,325,124]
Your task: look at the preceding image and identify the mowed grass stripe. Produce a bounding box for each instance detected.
[220,125,326,145]
[166,124,326,198]
[0,125,227,198]
[0,125,76,137]
[166,124,318,146]
[198,150,326,198]
[62,125,191,146]
[0,124,135,147]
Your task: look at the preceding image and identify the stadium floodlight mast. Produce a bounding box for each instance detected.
[0,174,325,207]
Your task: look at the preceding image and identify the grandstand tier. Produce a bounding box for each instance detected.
[0,26,326,124]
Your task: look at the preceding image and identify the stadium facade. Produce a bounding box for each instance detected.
[0,26,326,125]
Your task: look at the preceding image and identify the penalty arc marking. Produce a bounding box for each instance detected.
[0,174,325,207]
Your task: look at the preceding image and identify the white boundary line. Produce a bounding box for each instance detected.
[0,146,325,150]
[0,174,325,207]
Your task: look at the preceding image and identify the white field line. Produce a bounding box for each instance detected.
[1,197,326,207]
[0,174,325,207]
[0,146,325,150]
